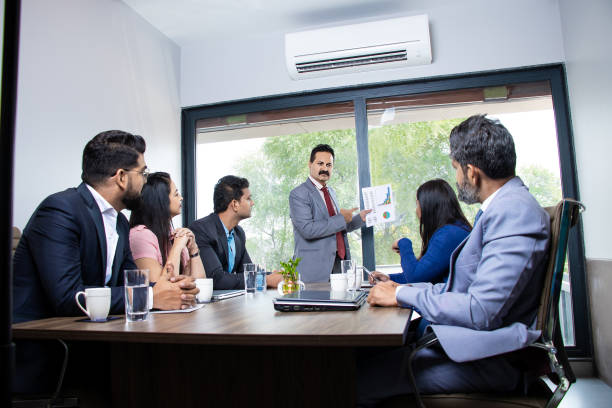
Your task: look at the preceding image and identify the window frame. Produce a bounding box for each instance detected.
[182,64,591,358]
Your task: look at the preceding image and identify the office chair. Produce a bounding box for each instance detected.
[382,198,584,408]
[12,339,79,408]
[11,227,79,407]
[12,226,21,256]
[12,338,79,408]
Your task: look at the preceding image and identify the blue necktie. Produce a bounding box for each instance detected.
[474,209,483,226]
[227,231,235,273]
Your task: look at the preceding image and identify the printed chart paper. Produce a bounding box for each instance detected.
[362,184,396,227]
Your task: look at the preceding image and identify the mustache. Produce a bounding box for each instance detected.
[318,170,330,176]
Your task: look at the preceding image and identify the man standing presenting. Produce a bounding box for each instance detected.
[359,115,551,406]
[289,144,370,283]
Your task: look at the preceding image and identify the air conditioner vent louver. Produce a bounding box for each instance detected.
[296,50,408,73]
[285,15,431,80]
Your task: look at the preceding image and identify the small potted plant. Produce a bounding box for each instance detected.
[278,257,304,295]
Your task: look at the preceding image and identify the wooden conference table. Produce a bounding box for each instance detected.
[13,284,415,407]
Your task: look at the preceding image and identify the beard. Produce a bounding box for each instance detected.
[456,179,479,205]
[122,182,142,211]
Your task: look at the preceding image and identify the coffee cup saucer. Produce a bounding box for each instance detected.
[76,316,121,323]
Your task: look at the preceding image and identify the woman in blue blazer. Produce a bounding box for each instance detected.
[370,179,471,284]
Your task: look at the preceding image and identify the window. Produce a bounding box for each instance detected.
[364,84,574,345]
[194,102,362,269]
[182,66,588,355]
[365,83,561,258]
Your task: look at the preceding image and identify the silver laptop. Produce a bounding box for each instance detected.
[273,290,367,312]
[211,289,244,301]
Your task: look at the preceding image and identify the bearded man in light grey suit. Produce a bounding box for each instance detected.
[289,144,370,282]
[359,115,550,406]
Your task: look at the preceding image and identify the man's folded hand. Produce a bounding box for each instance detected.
[152,262,199,310]
[367,280,399,307]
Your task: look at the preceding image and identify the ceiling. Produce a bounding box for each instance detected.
[122,0,426,46]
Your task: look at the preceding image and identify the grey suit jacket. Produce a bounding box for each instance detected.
[397,177,550,362]
[289,179,364,282]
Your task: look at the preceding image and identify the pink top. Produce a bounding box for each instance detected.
[129,225,189,269]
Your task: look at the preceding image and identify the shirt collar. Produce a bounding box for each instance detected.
[308,175,326,190]
[220,219,234,238]
[86,184,117,217]
[480,187,501,213]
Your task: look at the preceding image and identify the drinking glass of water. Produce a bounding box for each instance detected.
[243,263,257,294]
[124,269,149,322]
[341,260,357,292]
[256,264,267,292]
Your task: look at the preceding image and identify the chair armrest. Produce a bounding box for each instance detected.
[415,331,439,349]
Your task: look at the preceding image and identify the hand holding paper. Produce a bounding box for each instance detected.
[359,209,372,222]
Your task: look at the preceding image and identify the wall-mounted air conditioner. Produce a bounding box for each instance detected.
[285,15,431,80]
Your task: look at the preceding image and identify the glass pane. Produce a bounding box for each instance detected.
[366,83,574,345]
[195,102,361,270]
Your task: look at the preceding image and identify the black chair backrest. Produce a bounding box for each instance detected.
[538,199,582,342]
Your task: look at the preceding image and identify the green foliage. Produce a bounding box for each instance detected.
[368,119,480,265]
[279,257,301,282]
[233,129,359,268]
[229,118,562,269]
[517,165,562,207]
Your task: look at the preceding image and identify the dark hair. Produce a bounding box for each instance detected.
[213,175,250,214]
[449,114,516,179]
[309,144,335,163]
[417,179,471,257]
[129,172,173,266]
[82,130,146,186]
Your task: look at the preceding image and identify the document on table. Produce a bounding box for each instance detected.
[151,304,205,314]
[362,184,397,227]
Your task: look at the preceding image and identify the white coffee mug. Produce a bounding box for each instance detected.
[195,278,214,303]
[330,274,348,293]
[75,287,111,321]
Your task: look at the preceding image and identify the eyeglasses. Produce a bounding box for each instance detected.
[122,168,150,181]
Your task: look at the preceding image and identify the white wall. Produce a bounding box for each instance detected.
[13,0,182,229]
[181,0,565,106]
[559,0,612,385]
[558,0,612,260]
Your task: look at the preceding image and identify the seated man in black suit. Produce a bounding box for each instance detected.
[190,175,282,290]
[12,130,198,392]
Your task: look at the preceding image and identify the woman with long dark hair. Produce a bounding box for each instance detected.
[129,172,205,282]
[370,179,470,284]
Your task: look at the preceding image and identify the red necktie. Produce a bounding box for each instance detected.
[321,186,346,259]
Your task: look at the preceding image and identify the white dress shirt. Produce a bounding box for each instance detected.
[86,184,118,284]
[479,186,500,213]
[308,175,337,215]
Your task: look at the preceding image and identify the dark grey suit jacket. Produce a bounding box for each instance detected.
[189,213,251,290]
[289,179,364,282]
[13,182,136,322]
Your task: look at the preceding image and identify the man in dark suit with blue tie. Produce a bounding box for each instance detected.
[12,130,198,393]
[190,175,284,290]
[189,175,254,290]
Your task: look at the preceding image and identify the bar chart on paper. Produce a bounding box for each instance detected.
[362,184,396,227]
